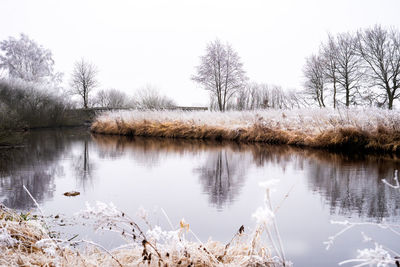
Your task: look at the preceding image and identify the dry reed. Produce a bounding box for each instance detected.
[0,186,288,267]
[90,108,400,154]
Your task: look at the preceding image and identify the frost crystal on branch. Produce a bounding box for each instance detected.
[0,33,62,85]
[339,243,393,267]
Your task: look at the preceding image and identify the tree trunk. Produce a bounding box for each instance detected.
[388,94,394,110]
[333,78,337,109]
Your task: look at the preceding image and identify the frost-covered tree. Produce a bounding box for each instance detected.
[321,34,339,108]
[334,33,364,107]
[0,33,61,84]
[133,85,175,109]
[95,88,129,108]
[303,54,326,107]
[70,59,99,109]
[192,39,247,111]
[233,82,304,110]
[357,25,400,109]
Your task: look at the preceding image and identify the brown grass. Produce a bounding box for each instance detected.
[0,205,282,267]
[90,115,400,154]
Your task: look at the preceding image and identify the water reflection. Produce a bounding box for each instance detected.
[1,130,400,222]
[71,139,95,189]
[92,135,400,220]
[304,152,400,220]
[93,135,250,208]
[0,130,68,209]
[195,150,247,209]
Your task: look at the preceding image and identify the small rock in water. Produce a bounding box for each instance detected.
[63,191,80,197]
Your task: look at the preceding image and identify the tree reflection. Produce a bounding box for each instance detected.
[0,129,77,209]
[93,135,249,209]
[195,150,247,210]
[92,134,400,219]
[0,170,56,209]
[304,153,400,220]
[71,139,95,189]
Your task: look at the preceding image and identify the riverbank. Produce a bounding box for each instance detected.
[0,202,285,267]
[90,108,400,154]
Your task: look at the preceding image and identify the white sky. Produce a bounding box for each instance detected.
[1,0,399,106]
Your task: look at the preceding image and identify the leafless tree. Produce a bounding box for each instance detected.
[303,54,326,107]
[70,59,98,109]
[334,32,364,106]
[357,25,400,109]
[192,39,247,111]
[321,34,339,108]
[133,85,176,109]
[95,88,129,108]
[234,83,304,110]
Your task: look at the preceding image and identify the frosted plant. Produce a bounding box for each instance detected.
[1,181,293,266]
[250,179,291,266]
[0,227,17,247]
[326,171,400,267]
[339,243,393,267]
[252,206,275,225]
[76,187,292,266]
[94,107,400,135]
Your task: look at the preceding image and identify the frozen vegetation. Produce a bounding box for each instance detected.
[0,182,290,266]
[91,108,400,153]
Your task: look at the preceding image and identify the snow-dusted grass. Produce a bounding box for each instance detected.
[91,108,400,153]
[0,181,289,266]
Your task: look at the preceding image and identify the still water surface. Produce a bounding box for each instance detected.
[1,128,400,266]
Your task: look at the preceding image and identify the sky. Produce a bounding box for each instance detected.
[1,0,399,106]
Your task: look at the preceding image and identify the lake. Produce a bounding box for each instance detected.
[1,128,400,266]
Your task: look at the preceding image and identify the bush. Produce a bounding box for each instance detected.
[0,79,71,129]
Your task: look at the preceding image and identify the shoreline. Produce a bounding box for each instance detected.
[90,109,400,154]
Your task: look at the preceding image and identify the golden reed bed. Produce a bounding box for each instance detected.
[90,109,400,153]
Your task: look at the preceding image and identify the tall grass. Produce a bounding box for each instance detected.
[0,181,290,266]
[91,108,400,153]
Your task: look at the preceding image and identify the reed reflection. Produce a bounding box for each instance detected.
[93,134,400,220]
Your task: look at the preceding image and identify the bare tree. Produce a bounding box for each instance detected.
[321,34,339,108]
[95,88,129,108]
[334,32,363,106]
[303,54,326,107]
[232,82,305,110]
[133,85,176,109]
[70,59,98,109]
[357,25,400,109]
[192,39,247,111]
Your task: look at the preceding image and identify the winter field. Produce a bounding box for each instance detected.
[91,108,400,153]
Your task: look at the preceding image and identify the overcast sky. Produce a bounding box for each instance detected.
[1,0,399,106]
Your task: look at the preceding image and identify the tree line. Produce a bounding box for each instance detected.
[1,25,399,124]
[303,25,400,109]
[191,39,306,111]
[0,34,176,113]
[192,25,400,111]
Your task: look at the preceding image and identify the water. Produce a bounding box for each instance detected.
[1,128,400,266]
